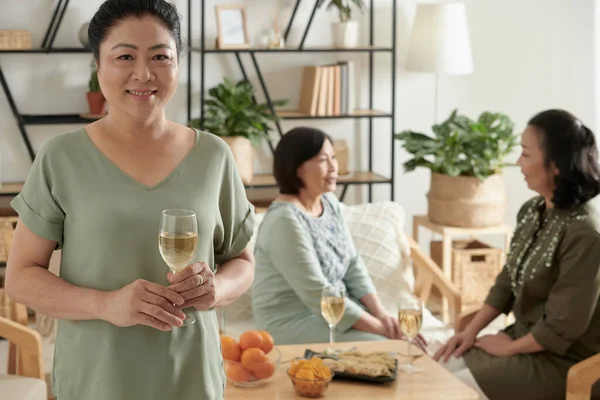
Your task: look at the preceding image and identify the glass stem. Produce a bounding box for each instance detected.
[408,338,414,368]
[329,324,335,348]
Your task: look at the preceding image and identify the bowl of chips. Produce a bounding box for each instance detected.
[287,357,333,398]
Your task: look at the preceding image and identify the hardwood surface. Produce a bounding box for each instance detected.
[224,340,478,399]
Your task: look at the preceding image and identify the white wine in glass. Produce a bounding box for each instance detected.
[321,285,346,353]
[398,296,423,374]
[159,209,198,326]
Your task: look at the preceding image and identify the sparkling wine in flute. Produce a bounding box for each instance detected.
[321,296,345,325]
[398,308,423,339]
[158,231,198,273]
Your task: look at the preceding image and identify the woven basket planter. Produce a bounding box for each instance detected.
[427,173,506,228]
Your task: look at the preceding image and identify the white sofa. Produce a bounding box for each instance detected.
[224,201,455,343]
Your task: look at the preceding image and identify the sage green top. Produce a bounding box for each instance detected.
[11,128,255,400]
[464,196,600,400]
[252,193,385,345]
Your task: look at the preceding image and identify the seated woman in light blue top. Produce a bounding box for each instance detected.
[252,127,407,345]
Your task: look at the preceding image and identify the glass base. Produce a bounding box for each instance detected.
[399,363,423,374]
[397,347,424,358]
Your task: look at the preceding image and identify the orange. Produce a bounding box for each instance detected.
[252,359,275,380]
[239,330,264,351]
[220,336,241,362]
[258,330,274,354]
[241,347,268,372]
[226,363,252,382]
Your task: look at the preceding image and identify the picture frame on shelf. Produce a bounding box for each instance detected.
[215,5,250,49]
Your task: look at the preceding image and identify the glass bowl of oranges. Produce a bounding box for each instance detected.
[221,330,280,388]
[287,357,333,398]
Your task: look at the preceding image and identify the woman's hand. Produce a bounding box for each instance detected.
[167,262,218,311]
[473,332,515,356]
[104,279,186,331]
[433,330,477,362]
[375,311,402,340]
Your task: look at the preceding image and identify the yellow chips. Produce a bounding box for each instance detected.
[288,357,332,380]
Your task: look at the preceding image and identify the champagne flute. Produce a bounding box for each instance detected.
[320,285,346,353]
[159,209,198,326]
[398,295,423,374]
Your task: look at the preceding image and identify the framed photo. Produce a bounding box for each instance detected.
[215,5,250,49]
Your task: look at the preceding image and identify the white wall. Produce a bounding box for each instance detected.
[0,0,597,233]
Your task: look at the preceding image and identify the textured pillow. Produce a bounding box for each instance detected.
[340,201,415,313]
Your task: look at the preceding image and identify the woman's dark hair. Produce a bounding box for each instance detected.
[274,127,333,195]
[88,0,183,62]
[528,109,600,209]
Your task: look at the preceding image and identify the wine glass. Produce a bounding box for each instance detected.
[159,209,198,326]
[320,285,346,353]
[398,295,423,374]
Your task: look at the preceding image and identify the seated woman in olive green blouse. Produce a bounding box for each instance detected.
[252,127,414,346]
[434,109,600,400]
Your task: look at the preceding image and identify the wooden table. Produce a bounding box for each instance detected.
[225,340,478,399]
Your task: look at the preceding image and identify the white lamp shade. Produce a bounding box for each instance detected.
[405,1,474,75]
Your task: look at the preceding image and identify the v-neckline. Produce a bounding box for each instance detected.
[82,127,200,191]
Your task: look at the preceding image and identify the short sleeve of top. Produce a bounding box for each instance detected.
[11,137,66,248]
[213,138,256,265]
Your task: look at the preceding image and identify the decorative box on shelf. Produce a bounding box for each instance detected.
[431,240,503,307]
[0,30,31,50]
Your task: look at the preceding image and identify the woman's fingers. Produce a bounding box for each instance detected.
[442,337,460,363]
[139,302,184,327]
[136,313,172,331]
[432,343,447,362]
[142,280,184,306]
[167,262,207,285]
[143,292,186,320]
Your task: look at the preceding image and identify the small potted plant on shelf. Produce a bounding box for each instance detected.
[189,78,288,184]
[318,0,365,48]
[395,110,518,228]
[86,68,106,115]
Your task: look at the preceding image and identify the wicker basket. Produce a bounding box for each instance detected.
[427,173,506,228]
[431,240,503,307]
[0,30,32,50]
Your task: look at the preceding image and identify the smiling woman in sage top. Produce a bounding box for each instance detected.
[4,1,255,399]
[434,109,600,400]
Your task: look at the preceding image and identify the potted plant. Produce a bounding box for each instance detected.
[87,68,106,115]
[395,110,518,227]
[318,0,365,48]
[189,78,288,184]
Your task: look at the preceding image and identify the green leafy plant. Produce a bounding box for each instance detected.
[394,110,518,181]
[88,69,101,92]
[318,0,365,22]
[189,78,288,146]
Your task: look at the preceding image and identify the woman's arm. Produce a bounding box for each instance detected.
[529,226,600,356]
[510,333,545,354]
[213,246,254,308]
[6,222,106,320]
[7,222,186,331]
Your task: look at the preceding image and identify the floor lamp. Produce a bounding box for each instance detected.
[405,1,474,123]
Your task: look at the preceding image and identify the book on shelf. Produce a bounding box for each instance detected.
[296,61,355,117]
